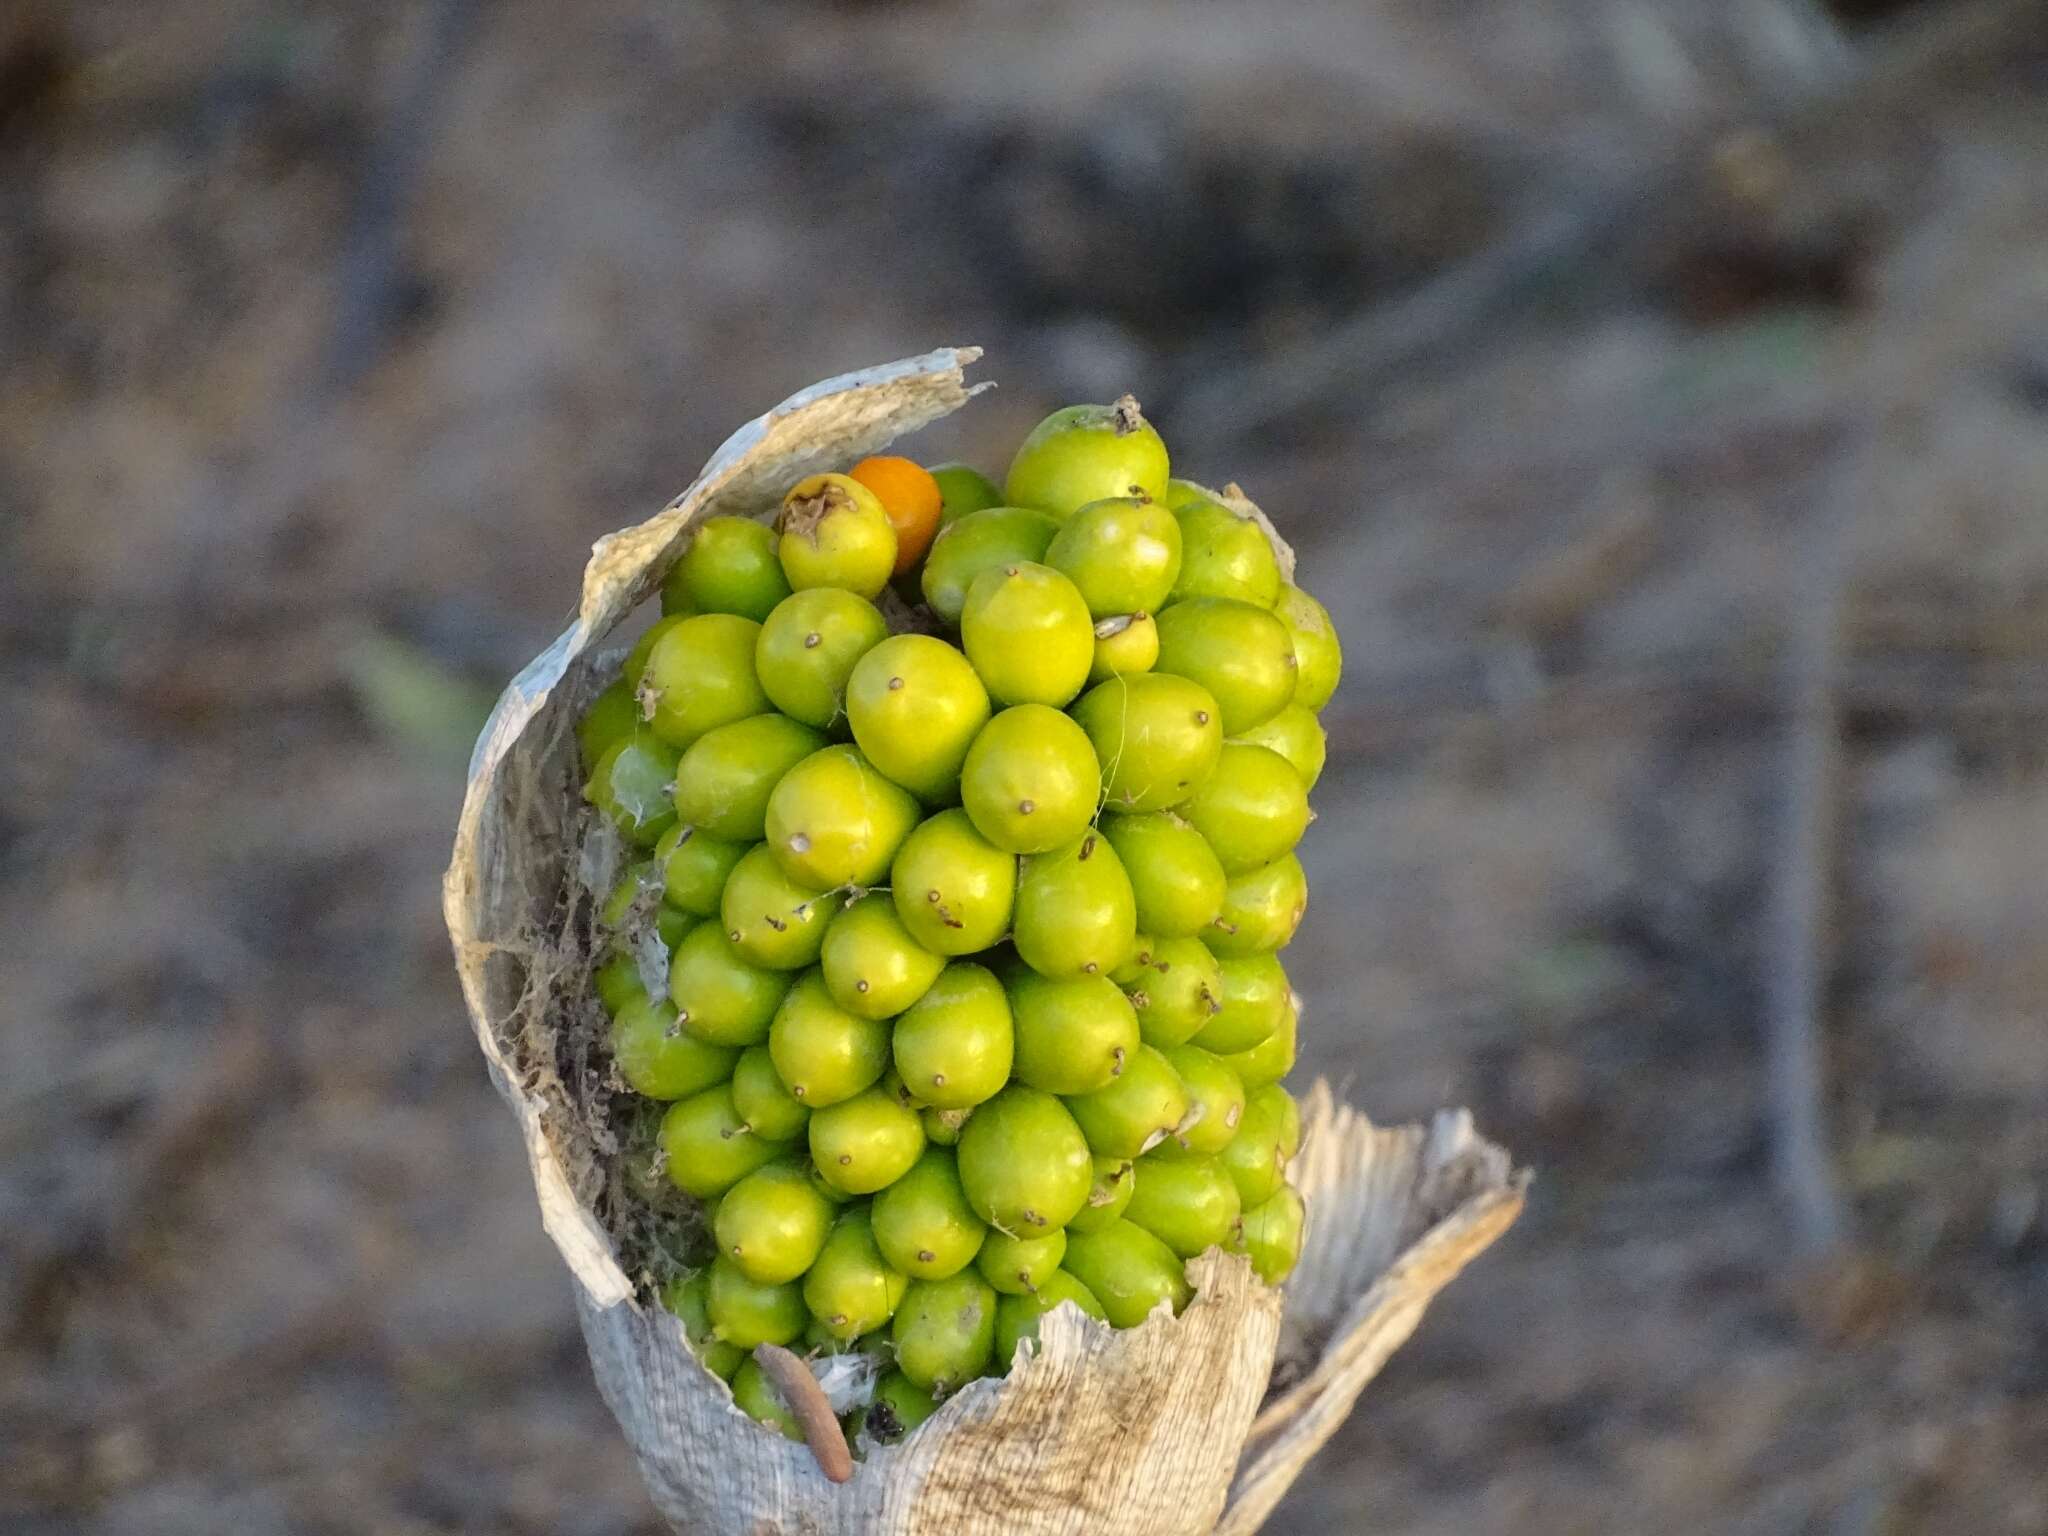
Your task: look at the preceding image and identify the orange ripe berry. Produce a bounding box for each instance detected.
[848,456,944,577]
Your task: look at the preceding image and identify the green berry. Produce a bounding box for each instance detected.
[892,1271,997,1396]
[1070,673,1224,814]
[730,1357,804,1441]
[976,1227,1067,1296]
[600,861,660,930]
[767,970,891,1107]
[660,1084,784,1199]
[1121,934,1224,1049]
[1189,951,1287,1054]
[920,506,1060,626]
[1099,811,1227,937]
[668,923,795,1046]
[1156,1045,1244,1157]
[1044,496,1183,618]
[706,1254,808,1348]
[1012,832,1137,980]
[673,714,825,842]
[754,588,890,729]
[595,950,650,1017]
[866,1370,940,1443]
[637,613,771,749]
[821,894,945,1019]
[1170,498,1282,608]
[1123,1154,1242,1259]
[665,515,793,622]
[1217,994,1296,1089]
[804,1206,910,1341]
[660,1270,744,1380]
[1107,933,1161,1000]
[927,462,1003,525]
[1233,704,1326,789]
[720,844,843,971]
[1217,1093,1287,1207]
[956,1085,1094,1234]
[729,1044,811,1141]
[655,823,749,916]
[578,679,638,771]
[804,1159,857,1208]
[1088,612,1159,684]
[994,1270,1107,1370]
[817,1318,895,1361]
[715,1161,836,1284]
[1238,1184,1305,1284]
[921,1104,971,1146]
[889,809,1017,955]
[960,561,1095,708]
[585,730,681,847]
[891,963,1014,1110]
[1153,598,1296,736]
[1163,478,1212,510]
[656,906,693,949]
[1181,744,1309,874]
[614,996,739,1101]
[1004,397,1170,522]
[1064,1043,1189,1160]
[764,745,921,889]
[625,614,689,689]
[872,1147,988,1281]
[808,1078,926,1195]
[846,634,991,800]
[1061,1219,1191,1328]
[1210,852,1307,956]
[1008,970,1139,1096]
[777,473,898,598]
[1273,583,1342,710]
[1063,1155,1135,1235]
[960,704,1101,854]
[1249,1082,1302,1159]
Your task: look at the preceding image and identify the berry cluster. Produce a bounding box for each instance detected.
[577,397,1338,1443]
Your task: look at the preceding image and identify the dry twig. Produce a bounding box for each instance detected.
[1763,445,1861,1257]
[752,1344,855,1484]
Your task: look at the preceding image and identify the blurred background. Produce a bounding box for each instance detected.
[5,0,2048,1531]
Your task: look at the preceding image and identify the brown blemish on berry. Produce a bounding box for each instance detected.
[781,478,854,544]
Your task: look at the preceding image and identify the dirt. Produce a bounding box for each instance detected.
[3,1,2046,1532]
